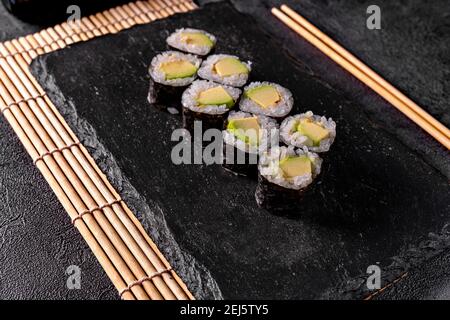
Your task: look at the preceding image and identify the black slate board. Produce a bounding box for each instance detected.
[31,2,450,299]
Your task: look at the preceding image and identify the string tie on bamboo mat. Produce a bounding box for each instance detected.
[0,49,31,60]
[1,38,70,59]
[71,199,124,225]
[33,142,81,165]
[33,34,80,50]
[1,93,48,116]
[119,268,173,299]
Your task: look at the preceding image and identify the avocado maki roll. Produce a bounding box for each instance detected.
[222,111,278,176]
[148,51,202,111]
[280,111,336,152]
[239,82,293,118]
[256,146,322,215]
[166,28,216,56]
[198,54,251,87]
[181,80,241,134]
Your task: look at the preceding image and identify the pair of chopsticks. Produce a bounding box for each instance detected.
[272,5,450,150]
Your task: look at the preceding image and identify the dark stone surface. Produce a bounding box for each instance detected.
[30,2,450,299]
[377,246,450,300]
[1,0,449,300]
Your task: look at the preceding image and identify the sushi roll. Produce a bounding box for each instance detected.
[166,28,216,56]
[181,80,241,134]
[239,81,293,118]
[148,51,202,110]
[256,146,322,215]
[222,111,278,176]
[198,54,251,87]
[280,111,336,152]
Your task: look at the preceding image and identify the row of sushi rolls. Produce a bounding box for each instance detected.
[148,28,337,213]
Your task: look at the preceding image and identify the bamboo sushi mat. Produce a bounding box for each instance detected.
[0,0,197,300]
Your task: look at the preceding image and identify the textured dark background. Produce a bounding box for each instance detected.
[0,0,449,299]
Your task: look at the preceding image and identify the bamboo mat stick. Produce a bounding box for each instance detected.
[86,15,108,36]
[83,16,103,37]
[53,25,75,45]
[272,8,450,149]
[135,1,158,21]
[114,6,136,26]
[173,0,190,13]
[280,5,450,140]
[25,35,44,55]
[153,0,171,16]
[107,8,130,30]
[127,3,151,24]
[0,41,178,299]
[160,0,176,15]
[0,95,135,300]
[140,1,164,19]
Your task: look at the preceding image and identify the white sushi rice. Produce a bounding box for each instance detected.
[149,51,202,87]
[198,54,251,87]
[166,28,216,56]
[259,146,322,190]
[280,111,336,152]
[223,111,279,154]
[239,81,293,118]
[181,80,241,115]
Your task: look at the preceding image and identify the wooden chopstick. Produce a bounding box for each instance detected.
[272,6,450,149]
[280,5,450,140]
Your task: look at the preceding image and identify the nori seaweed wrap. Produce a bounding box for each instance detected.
[280,111,336,152]
[181,80,241,134]
[239,81,293,118]
[166,28,216,56]
[198,54,251,87]
[222,111,278,176]
[148,51,201,112]
[256,146,322,215]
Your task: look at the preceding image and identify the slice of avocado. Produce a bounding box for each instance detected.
[160,60,197,80]
[246,85,280,108]
[297,119,329,146]
[181,32,213,47]
[227,117,261,145]
[214,57,249,77]
[196,86,234,107]
[279,156,312,178]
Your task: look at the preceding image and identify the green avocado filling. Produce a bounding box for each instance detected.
[160,60,197,80]
[279,156,312,179]
[181,32,214,47]
[227,117,261,146]
[297,119,329,146]
[214,57,249,77]
[245,85,280,108]
[196,86,234,108]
